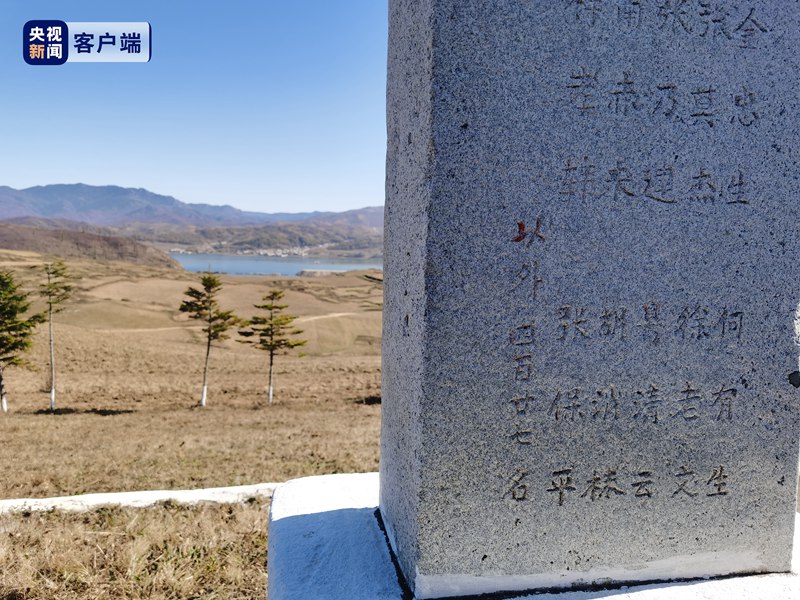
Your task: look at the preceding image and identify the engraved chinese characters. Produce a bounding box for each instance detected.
[565,1,768,50]
[380,2,800,598]
[567,68,761,128]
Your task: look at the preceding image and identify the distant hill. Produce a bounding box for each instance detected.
[2,216,119,236]
[0,223,180,268]
[306,206,383,229]
[0,184,258,226]
[136,222,383,255]
[0,184,384,258]
[0,184,382,228]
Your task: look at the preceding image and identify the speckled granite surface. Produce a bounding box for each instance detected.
[380,2,800,598]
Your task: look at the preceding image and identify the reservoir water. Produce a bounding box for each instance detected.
[171,253,383,277]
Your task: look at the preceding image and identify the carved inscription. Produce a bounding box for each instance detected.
[549,385,622,422]
[503,463,731,505]
[512,217,546,243]
[564,1,770,49]
[506,303,743,355]
[511,261,543,297]
[510,212,547,309]
[540,465,729,506]
[567,69,761,127]
[540,303,743,344]
[507,380,738,444]
[499,0,756,514]
[559,157,752,205]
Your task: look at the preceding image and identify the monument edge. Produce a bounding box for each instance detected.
[379,0,437,593]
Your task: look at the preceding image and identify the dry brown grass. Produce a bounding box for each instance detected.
[0,251,383,598]
[0,499,268,599]
[0,384,381,499]
[0,252,382,498]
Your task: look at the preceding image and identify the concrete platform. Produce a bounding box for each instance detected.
[268,473,800,600]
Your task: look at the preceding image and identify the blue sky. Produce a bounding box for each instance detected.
[0,1,388,213]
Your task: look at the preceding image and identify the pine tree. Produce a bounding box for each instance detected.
[179,273,238,408]
[38,261,74,412]
[239,289,306,404]
[0,270,44,413]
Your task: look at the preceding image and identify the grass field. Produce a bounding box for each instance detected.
[0,500,268,600]
[0,250,382,496]
[0,250,384,598]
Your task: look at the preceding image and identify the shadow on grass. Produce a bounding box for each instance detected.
[33,407,136,416]
[355,395,381,406]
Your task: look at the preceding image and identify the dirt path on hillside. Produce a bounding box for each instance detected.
[296,312,358,323]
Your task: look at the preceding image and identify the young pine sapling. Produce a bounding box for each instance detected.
[179,273,239,408]
[38,261,74,412]
[0,270,44,413]
[239,289,305,404]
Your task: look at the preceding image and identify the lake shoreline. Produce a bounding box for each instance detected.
[170,252,383,277]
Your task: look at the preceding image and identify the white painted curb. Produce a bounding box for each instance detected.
[0,483,279,514]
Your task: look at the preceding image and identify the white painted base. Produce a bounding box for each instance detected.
[267,473,800,600]
[0,482,277,514]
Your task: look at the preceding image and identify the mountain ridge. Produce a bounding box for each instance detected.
[0,184,383,228]
[0,184,384,259]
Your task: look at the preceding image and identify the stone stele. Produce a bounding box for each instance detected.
[380,1,800,598]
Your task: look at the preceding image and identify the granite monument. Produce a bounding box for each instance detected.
[380,1,800,598]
